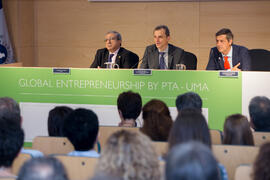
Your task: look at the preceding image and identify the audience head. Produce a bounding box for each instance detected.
[0,118,24,168]
[117,91,142,127]
[47,106,73,137]
[215,28,233,55]
[17,157,69,180]
[96,130,160,180]
[153,25,170,51]
[249,96,270,132]
[175,92,202,112]
[63,108,99,151]
[166,141,221,180]
[168,108,211,150]
[223,114,254,145]
[252,142,270,180]
[0,97,21,124]
[140,99,173,141]
[105,31,122,53]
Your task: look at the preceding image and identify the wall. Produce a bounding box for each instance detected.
[3,0,270,69]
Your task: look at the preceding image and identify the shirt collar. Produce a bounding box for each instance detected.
[109,48,120,55]
[222,46,233,58]
[159,46,169,54]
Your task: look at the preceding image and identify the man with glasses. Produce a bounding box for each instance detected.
[90,31,139,68]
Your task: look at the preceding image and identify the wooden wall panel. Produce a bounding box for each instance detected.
[4,0,270,69]
[35,0,199,68]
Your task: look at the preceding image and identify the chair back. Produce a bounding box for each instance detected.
[98,126,139,151]
[11,153,32,175]
[249,49,270,71]
[184,51,197,70]
[210,129,222,145]
[253,131,270,146]
[55,155,98,180]
[32,136,74,155]
[213,145,258,180]
[234,164,252,180]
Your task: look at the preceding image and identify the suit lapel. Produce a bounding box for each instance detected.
[168,44,174,69]
[232,45,237,67]
[115,47,123,65]
[153,47,160,69]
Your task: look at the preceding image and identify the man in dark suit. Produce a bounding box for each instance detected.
[206,28,251,71]
[90,31,139,69]
[140,25,185,69]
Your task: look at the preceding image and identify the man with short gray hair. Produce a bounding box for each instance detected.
[90,31,139,68]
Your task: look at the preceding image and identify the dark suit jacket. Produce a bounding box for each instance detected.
[206,44,251,71]
[139,44,185,69]
[90,47,139,68]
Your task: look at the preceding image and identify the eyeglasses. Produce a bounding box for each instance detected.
[104,37,117,42]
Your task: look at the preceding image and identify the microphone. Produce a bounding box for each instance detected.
[131,58,143,69]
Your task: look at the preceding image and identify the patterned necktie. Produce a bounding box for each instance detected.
[108,54,114,62]
[224,56,230,70]
[159,52,166,69]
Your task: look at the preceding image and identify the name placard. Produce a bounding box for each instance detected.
[133,69,152,75]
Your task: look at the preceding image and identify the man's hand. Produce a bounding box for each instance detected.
[232,63,241,71]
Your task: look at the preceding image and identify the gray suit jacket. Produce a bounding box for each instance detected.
[206,44,251,71]
[140,44,185,69]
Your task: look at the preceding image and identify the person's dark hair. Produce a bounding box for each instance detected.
[215,28,234,42]
[48,106,73,137]
[168,108,211,150]
[140,99,173,141]
[117,91,142,120]
[175,92,202,112]
[166,141,221,180]
[252,142,270,180]
[0,97,21,124]
[223,114,254,145]
[154,25,170,37]
[0,117,24,167]
[249,96,270,131]
[63,108,99,151]
[17,156,69,180]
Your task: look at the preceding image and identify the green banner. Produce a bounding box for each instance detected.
[0,67,242,130]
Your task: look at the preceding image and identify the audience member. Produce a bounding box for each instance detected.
[252,142,270,180]
[206,28,251,71]
[48,106,73,136]
[175,92,202,112]
[90,31,139,68]
[223,114,254,145]
[63,108,99,157]
[0,118,24,178]
[96,130,161,180]
[168,108,228,180]
[249,96,270,132]
[117,91,142,127]
[166,141,221,180]
[140,25,185,69]
[17,156,69,180]
[168,108,211,149]
[140,99,173,141]
[0,97,43,157]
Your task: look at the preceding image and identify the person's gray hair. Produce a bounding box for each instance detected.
[106,31,122,41]
[17,157,69,180]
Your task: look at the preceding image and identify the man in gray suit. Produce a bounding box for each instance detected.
[140,25,185,69]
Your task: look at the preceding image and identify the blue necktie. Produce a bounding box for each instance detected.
[108,54,114,62]
[159,52,166,69]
